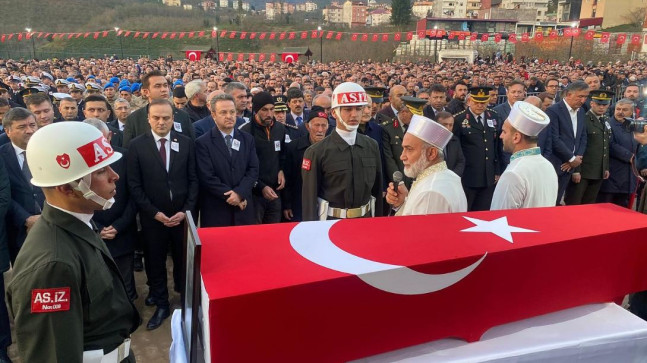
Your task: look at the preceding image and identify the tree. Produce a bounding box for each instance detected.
[391,0,412,27]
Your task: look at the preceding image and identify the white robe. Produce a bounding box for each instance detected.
[397,161,467,216]
[491,148,558,210]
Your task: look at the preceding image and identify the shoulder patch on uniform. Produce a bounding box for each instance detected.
[488,108,498,114]
[453,110,466,117]
[31,287,71,313]
[302,158,311,171]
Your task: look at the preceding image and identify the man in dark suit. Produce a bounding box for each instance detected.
[83,94,123,149]
[494,79,527,168]
[123,70,195,147]
[446,81,469,115]
[110,97,131,133]
[0,152,11,363]
[127,99,198,330]
[545,81,590,205]
[376,84,406,124]
[0,108,45,263]
[436,111,465,177]
[85,119,138,301]
[285,87,309,128]
[195,94,258,227]
[422,84,448,120]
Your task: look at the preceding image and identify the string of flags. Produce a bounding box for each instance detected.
[0,28,645,45]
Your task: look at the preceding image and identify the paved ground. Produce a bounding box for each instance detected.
[6,257,177,362]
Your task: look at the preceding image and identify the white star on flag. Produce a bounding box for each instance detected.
[461,216,537,243]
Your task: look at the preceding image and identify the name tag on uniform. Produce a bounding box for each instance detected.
[274,140,281,151]
[232,139,241,151]
[605,121,611,130]
[31,287,70,313]
[173,122,182,132]
[285,134,291,143]
[170,141,179,152]
[487,119,495,128]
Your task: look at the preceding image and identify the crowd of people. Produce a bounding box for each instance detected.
[2,55,647,362]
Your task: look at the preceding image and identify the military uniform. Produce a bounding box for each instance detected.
[565,109,611,205]
[6,204,140,362]
[301,130,383,221]
[453,107,500,211]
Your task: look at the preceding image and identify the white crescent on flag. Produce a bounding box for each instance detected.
[289,220,486,295]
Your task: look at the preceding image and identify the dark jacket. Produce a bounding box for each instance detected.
[184,102,210,123]
[122,104,195,147]
[445,135,465,177]
[546,100,588,176]
[282,135,311,221]
[601,118,639,194]
[453,108,501,188]
[380,117,412,188]
[240,119,286,195]
[0,158,10,273]
[195,128,259,227]
[576,110,611,180]
[447,98,467,115]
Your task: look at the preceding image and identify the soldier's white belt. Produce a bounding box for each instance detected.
[83,338,130,363]
[327,201,371,219]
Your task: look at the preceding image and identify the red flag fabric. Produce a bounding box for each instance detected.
[211,30,217,38]
[311,30,318,39]
[429,29,436,38]
[249,53,255,61]
[143,32,150,39]
[382,34,389,42]
[585,30,595,40]
[67,33,74,40]
[564,28,572,37]
[617,33,627,44]
[394,33,401,41]
[94,32,100,39]
[335,32,342,40]
[448,31,455,40]
[116,30,123,36]
[279,32,286,40]
[227,53,233,61]
[437,30,445,37]
[470,32,477,41]
[481,34,489,42]
[406,32,413,41]
[269,32,276,40]
[494,33,502,43]
[509,33,517,43]
[134,32,140,38]
[237,53,244,61]
[84,32,90,38]
[372,34,379,42]
[259,53,266,62]
[0,35,4,43]
[282,53,299,63]
[188,32,194,38]
[179,32,185,39]
[521,33,529,42]
[250,32,257,39]
[124,31,131,37]
[218,30,226,38]
[259,32,267,40]
[458,32,465,40]
[269,53,276,62]
[185,50,202,61]
[632,33,641,45]
[550,29,558,39]
[361,33,368,42]
[170,33,176,39]
[572,28,581,37]
[240,32,247,39]
[418,30,426,39]
[161,33,168,39]
[301,31,308,39]
[288,32,295,39]
[102,31,108,37]
[326,31,333,39]
[37,32,43,38]
[17,33,23,41]
[351,33,358,41]
[219,53,225,62]
[196,31,203,38]
[601,32,610,43]
[229,31,236,39]
[534,32,544,42]
[644,34,647,44]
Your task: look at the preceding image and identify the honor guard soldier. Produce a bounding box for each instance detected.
[565,90,614,205]
[6,122,140,362]
[453,86,501,211]
[381,96,427,190]
[301,82,383,221]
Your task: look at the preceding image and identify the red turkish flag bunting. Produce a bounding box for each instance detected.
[481,34,489,42]
[521,33,529,42]
[249,53,255,61]
[237,53,244,61]
[219,53,224,61]
[458,32,465,40]
[0,35,4,43]
[134,32,140,38]
[143,32,150,39]
[600,32,610,43]
[535,32,544,42]
[301,31,308,39]
[102,31,108,37]
[260,33,267,40]
[326,31,333,39]
[211,30,217,38]
[382,34,389,42]
[170,33,176,39]
[585,30,595,40]
[351,33,358,41]
[26,32,32,40]
[116,30,123,36]
[617,33,627,44]
[429,29,436,38]
[240,32,247,39]
[125,31,132,37]
[419,30,427,39]
[250,32,257,39]
[288,32,295,39]
[494,33,502,43]
[311,30,318,38]
[67,33,73,40]
[94,32,100,39]
[84,32,90,38]
[197,31,204,38]
[269,32,276,40]
[437,30,446,37]
[227,53,233,61]
[188,32,194,38]
[229,31,237,39]
[406,32,413,41]
[179,32,185,39]
[279,32,286,40]
[270,53,276,62]
[448,31,455,40]
[361,33,368,42]
[161,33,168,39]
[394,32,401,41]
[509,33,517,43]
[335,32,342,40]
[259,53,265,61]
[632,33,641,45]
[564,28,572,37]
[550,29,558,39]
[371,34,378,42]
[470,32,477,41]
[37,32,43,38]
[644,34,647,44]
[572,28,581,37]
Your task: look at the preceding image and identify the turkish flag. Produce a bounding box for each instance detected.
[361,33,368,42]
[437,30,446,37]
[219,53,224,61]
[229,31,236,39]
[279,32,286,40]
[419,30,427,39]
[429,29,436,38]
[197,31,204,37]
[250,32,256,39]
[470,32,477,41]
[601,32,610,43]
[75,33,82,39]
[521,33,529,42]
[211,30,217,38]
[335,32,342,40]
[170,33,176,39]
[494,33,502,43]
[632,33,642,45]
[326,31,333,39]
[259,53,266,62]
[94,32,100,39]
[310,30,317,38]
[585,30,595,40]
[301,31,308,39]
[644,34,647,44]
[382,34,389,42]
[125,31,132,37]
[617,33,627,44]
[564,28,572,37]
[394,33,401,41]
[0,35,4,43]
[458,33,465,40]
[351,33,358,41]
[102,31,108,37]
[288,32,295,39]
[237,53,244,61]
[269,53,276,62]
[227,53,233,61]
[572,28,581,37]
[549,29,558,39]
[260,33,267,40]
[448,31,455,40]
[282,52,299,63]
[84,32,90,38]
[185,50,202,61]
[240,32,247,39]
[188,32,194,38]
[249,53,255,61]
[481,34,489,42]
[116,30,123,36]
[534,32,544,42]
[509,33,517,43]
[406,32,413,40]
[371,34,378,42]
[161,32,168,39]
[134,32,140,38]
[67,33,73,40]
[37,32,43,38]
[199,204,647,362]
[143,32,150,39]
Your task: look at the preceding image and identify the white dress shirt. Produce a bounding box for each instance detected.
[11,143,26,169]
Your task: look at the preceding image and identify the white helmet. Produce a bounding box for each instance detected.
[27,122,122,209]
[331,82,368,109]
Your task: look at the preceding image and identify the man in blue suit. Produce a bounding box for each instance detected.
[195,93,259,227]
[545,81,590,205]
[0,108,45,263]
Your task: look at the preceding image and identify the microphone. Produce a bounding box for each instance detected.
[392,171,403,196]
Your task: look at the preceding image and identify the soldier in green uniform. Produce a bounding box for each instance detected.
[301,82,383,221]
[380,96,427,190]
[565,90,614,205]
[6,122,140,362]
[453,86,501,211]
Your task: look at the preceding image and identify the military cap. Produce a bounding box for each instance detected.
[55,79,70,86]
[400,96,428,116]
[85,82,101,91]
[468,86,493,103]
[87,75,96,80]
[103,82,115,90]
[66,77,76,83]
[589,89,614,105]
[41,72,54,81]
[307,106,328,122]
[131,83,141,92]
[273,95,288,112]
[364,86,386,104]
[9,76,21,83]
[119,85,132,93]
[110,77,120,84]
[19,86,47,98]
[25,76,41,87]
[52,92,72,101]
[68,83,85,92]
[173,79,184,88]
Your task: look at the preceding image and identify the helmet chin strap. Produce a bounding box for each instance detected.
[71,175,115,210]
[335,108,359,132]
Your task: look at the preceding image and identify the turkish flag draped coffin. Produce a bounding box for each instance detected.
[198,204,647,362]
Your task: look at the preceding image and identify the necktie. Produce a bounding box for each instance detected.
[296,116,303,126]
[21,151,32,182]
[225,135,233,156]
[159,139,167,170]
[477,115,483,126]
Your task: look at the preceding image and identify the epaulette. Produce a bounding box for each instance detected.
[285,123,299,130]
[487,108,498,114]
[453,110,466,117]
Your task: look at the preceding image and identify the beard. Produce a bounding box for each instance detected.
[404,153,430,178]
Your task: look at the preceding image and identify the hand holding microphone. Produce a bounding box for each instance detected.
[386,171,408,211]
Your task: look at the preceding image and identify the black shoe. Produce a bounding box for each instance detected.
[134,254,144,272]
[146,307,170,330]
[144,294,155,306]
